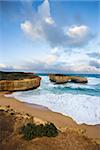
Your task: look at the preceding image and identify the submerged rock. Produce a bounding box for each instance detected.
[0,71,41,91]
[49,74,88,84]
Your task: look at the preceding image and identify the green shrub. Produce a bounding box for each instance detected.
[20,122,58,140]
[43,123,58,137]
[20,123,36,140]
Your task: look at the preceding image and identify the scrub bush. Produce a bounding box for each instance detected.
[20,122,58,140]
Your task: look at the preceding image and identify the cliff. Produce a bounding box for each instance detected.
[0,71,41,91]
[49,74,88,84]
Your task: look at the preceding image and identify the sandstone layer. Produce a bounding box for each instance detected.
[49,74,88,84]
[0,71,41,91]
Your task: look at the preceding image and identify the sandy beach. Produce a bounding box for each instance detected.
[0,92,100,142]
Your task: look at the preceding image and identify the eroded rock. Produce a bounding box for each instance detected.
[49,74,88,84]
[49,74,70,84]
[70,76,88,83]
[0,71,41,91]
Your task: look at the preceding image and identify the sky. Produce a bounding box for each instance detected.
[0,0,100,74]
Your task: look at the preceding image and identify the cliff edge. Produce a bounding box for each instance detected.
[0,71,41,91]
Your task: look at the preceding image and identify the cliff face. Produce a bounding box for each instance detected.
[0,72,41,91]
[49,74,88,84]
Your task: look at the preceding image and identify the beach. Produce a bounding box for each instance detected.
[0,92,100,142]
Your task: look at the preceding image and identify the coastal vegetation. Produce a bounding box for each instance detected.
[20,122,58,140]
[0,71,38,80]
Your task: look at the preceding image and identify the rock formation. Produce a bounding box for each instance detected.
[0,71,41,91]
[49,74,88,84]
[49,74,70,84]
[70,76,88,83]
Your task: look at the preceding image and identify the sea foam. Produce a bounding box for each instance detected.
[10,91,100,125]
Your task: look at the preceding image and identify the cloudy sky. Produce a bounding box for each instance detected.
[0,0,100,74]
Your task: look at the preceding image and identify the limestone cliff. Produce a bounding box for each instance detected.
[0,71,41,91]
[49,74,88,84]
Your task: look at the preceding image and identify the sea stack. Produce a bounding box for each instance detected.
[0,71,41,91]
[70,76,88,83]
[49,74,70,84]
[49,74,88,84]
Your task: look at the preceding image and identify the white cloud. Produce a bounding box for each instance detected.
[70,65,100,74]
[65,25,89,38]
[89,60,100,69]
[20,0,94,47]
[1,58,100,74]
[0,64,6,68]
[45,17,55,25]
[21,20,43,40]
[21,21,32,35]
[46,54,57,64]
[20,0,54,41]
[51,47,60,54]
[38,0,51,20]
[19,0,99,74]
[0,64,15,71]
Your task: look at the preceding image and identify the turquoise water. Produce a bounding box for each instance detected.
[9,74,100,125]
[37,74,100,97]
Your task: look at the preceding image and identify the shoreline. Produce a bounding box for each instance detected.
[5,93,49,110]
[0,92,100,143]
[4,92,100,126]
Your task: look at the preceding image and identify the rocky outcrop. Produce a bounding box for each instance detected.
[49,74,70,84]
[0,71,41,91]
[49,74,88,84]
[70,76,88,83]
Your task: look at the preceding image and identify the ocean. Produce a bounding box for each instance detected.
[9,74,100,125]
